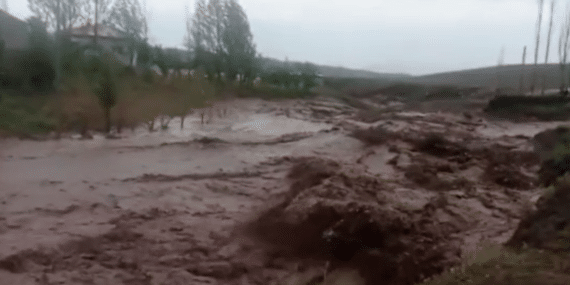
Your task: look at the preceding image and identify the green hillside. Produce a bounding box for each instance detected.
[414,64,564,91]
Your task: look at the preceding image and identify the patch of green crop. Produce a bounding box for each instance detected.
[421,245,570,285]
[0,93,57,136]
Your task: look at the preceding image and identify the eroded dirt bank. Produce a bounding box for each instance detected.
[0,96,565,284]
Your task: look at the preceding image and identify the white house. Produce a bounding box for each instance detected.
[69,22,135,67]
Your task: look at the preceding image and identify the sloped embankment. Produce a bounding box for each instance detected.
[484,95,570,121]
[244,157,463,285]
[506,126,570,251]
[506,178,570,252]
[243,119,545,284]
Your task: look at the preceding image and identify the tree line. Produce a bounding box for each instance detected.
[0,0,320,135]
[1,0,320,92]
[529,0,570,96]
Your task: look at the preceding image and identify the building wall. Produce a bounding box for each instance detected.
[0,10,29,79]
[70,35,135,67]
[70,37,128,54]
[0,10,29,51]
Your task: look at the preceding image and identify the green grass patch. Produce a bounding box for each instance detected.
[487,104,570,121]
[485,95,570,121]
[0,92,57,136]
[551,140,570,162]
[421,245,570,285]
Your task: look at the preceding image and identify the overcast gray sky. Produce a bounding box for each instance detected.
[5,0,563,75]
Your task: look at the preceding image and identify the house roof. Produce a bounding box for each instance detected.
[0,9,29,50]
[70,23,125,40]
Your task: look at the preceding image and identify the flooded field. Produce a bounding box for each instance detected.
[0,96,568,285]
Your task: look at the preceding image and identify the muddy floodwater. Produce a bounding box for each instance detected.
[0,97,567,285]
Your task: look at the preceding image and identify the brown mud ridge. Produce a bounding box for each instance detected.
[356,125,539,191]
[0,149,541,285]
[532,126,570,186]
[122,171,264,183]
[119,132,325,151]
[242,145,540,285]
[0,208,235,284]
[244,158,460,285]
[504,126,570,252]
[506,178,570,252]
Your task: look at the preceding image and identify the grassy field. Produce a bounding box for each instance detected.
[319,63,570,93]
[415,64,564,90]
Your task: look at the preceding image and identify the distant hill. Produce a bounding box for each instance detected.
[258,57,412,80]
[413,64,564,91]
[317,64,410,79]
[286,61,568,94]
[144,51,412,81]
[150,51,567,93]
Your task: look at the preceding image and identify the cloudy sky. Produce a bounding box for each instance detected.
[5,0,563,75]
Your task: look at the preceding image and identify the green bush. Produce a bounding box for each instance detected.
[0,37,5,70]
[119,66,137,78]
[0,93,56,135]
[551,135,570,162]
[420,245,570,285]
[60,42,85,79]
[142,69,155,84]
[25,17,56,92]
[24,49,56,92]
[83,54,118,133]
[136,41,152,67]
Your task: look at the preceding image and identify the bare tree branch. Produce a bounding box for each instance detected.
[28,0,89,32]
[558,4,570,95]
[531,0,545,95]
[542,0,556,95]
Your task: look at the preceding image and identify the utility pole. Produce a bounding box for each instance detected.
[54,0,62,89]
[520,46,527,93]
[542,0,556,95]
[496,46,505,94]
[531,0,545,95]
[94,0,99,46]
